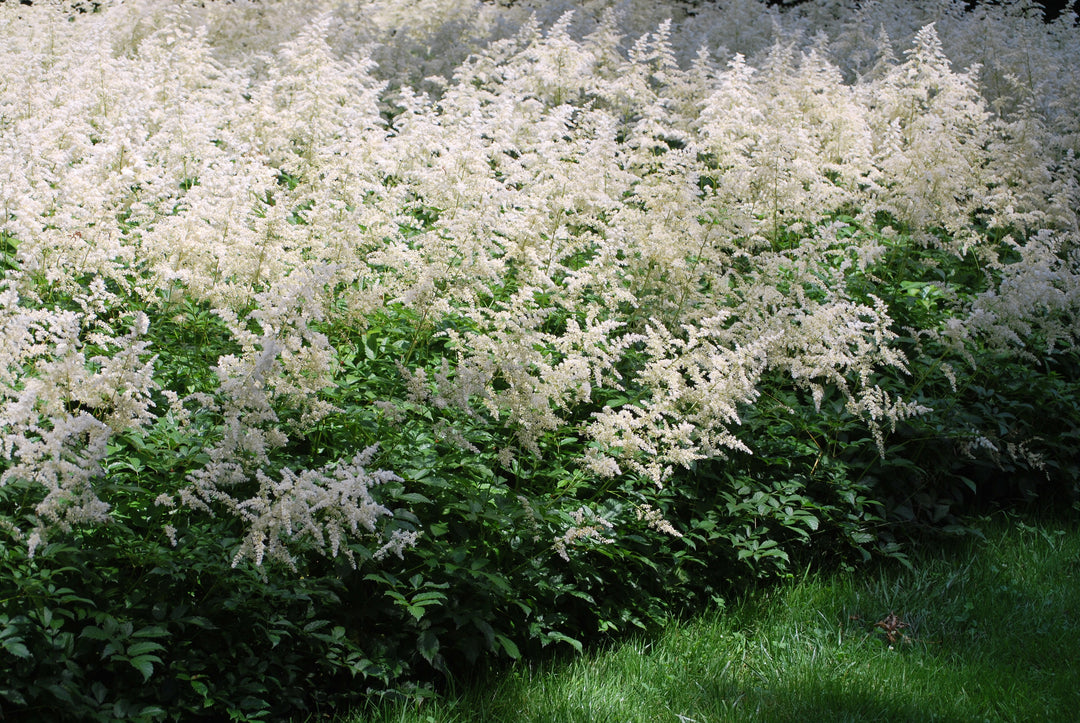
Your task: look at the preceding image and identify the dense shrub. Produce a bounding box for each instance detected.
[2,0,1078,718]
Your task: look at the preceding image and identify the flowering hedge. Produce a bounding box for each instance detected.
[2,0,1078,719]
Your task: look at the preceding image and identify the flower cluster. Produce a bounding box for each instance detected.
[1,0,1077,564]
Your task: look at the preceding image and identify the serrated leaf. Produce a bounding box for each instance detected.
[45,683,74,703]
[410,591,446,605]
[127,640,166,657]
[129,654,160,682]
[3,640,30,659]
[184,616,215,629]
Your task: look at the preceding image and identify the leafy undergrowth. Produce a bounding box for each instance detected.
[357,512,1080,722]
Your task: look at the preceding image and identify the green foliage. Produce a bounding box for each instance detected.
[835,217,1080,529]
[868,346,1080,528]
[310,304,694,674]
[4,202,1079,721]
[359,514,1080,723]
[5,207,1079,719]
[0,231,17,273]
[0,283,401,720]
[0,531,397,721]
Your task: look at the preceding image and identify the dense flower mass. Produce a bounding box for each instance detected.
[1,0,1078,560]
[2,0,1079,718]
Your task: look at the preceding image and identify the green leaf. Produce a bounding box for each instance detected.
[544,631,582,654]
[79,626,110,641]
[417,629,440,665]
[2,640,30,659]
[189,678,211,699]
[495,634,520,660]
[131,625,169,639]
[410,591,447,605]
[129,654,161,682]
[127,640,166,657]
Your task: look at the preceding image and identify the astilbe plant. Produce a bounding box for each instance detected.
[1,0,1079,718]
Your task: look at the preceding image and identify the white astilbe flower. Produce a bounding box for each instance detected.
[553,506,614,562]
[166,265,348,536]
[863,23,993,243]
[967,231,1080,355]
[213,264,342,426]
[3,0,1079,559]
[636,503,682,538]
[229,447,409,569]
[445,294,629,454]
[373,528,422,562]
[586,324,764,487]
[0,286,156,553]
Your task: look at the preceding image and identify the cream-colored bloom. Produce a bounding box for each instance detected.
[2,0,1077,564]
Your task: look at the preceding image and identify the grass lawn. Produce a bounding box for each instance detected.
[356,512,1080,722]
